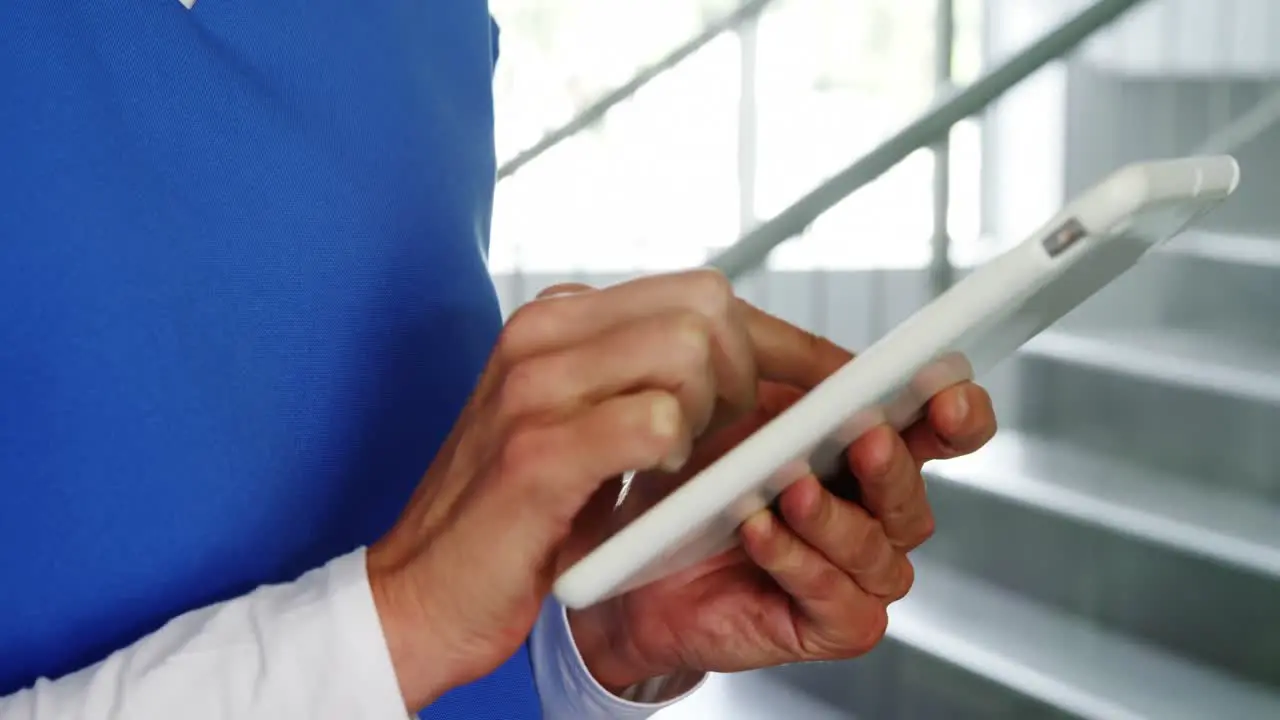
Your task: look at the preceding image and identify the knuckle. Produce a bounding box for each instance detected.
[660,313,715,421]
[667,311,713,366]
[496,359,545,416]
[503,301,541,336]
[806,564,847,603]
[498,424,553,486]
[847,520,887,572]
[885,486,933,548]
[499,301,555,360]
[684,267,735,317]
[499,298,565,358]
[498,424,581,528]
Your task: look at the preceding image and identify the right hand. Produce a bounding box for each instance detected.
[367,269,834,710]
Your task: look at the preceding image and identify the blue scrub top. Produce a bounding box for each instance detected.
[0,2,539,717]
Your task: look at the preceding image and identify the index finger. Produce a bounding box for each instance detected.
[502,272,758,416]
[740,301,852,390]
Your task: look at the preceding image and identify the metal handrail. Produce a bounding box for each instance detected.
[929,0,956,296]
[1196,86,1280,155]
[708,0,1147,280]
[497,0,780,181]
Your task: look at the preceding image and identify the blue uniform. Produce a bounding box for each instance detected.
[0,2,539,717]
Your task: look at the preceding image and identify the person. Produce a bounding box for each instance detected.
[0,2,997,719]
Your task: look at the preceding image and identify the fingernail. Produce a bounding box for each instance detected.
[650,395,681,439]
[795,476,823,519]
[650,395,690,472]
[661,445,690,473]
[863,428,894,475]
[949,389,970,426]
[742,511,773,538]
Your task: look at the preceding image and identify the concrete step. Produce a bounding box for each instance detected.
[701,558,1280,720]
[921,430,1280,688]
[759,639,1076,720]
[1158,231,1280,344]
[1014,327,1280,500]
[886,560,1278,719]
[660,645,1073,720]
[1060,230,1280,344]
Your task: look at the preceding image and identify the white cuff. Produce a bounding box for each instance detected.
[0,548,408,719]
[529,598,705,719]
[329,548,415,718]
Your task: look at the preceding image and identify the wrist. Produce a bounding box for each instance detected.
[366,545,450,712]
[566,605,669,695]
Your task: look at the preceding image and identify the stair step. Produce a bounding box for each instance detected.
[1053,229,1280,343]
[1022,329,1280,405]
[1014,328,1280,499]
[1153,232,1280,344]
[930,430,1280,578]
[1162,230,1280,270]
[920,431,1280,686]
[760,638,1076,720]
[887,560,1280,720]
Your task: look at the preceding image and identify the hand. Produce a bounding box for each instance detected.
[366,269,839,711]
[567,355,997,693]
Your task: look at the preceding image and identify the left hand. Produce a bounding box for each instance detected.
[566,336,997,694]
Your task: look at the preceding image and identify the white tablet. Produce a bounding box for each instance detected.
[553,155,1241,610]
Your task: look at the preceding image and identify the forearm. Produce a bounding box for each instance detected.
[0,550,407,719]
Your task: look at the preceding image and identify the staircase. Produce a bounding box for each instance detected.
[660,2,1280,715]
[870,232,1280,718]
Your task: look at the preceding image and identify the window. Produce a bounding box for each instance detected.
[489,0,985,274]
